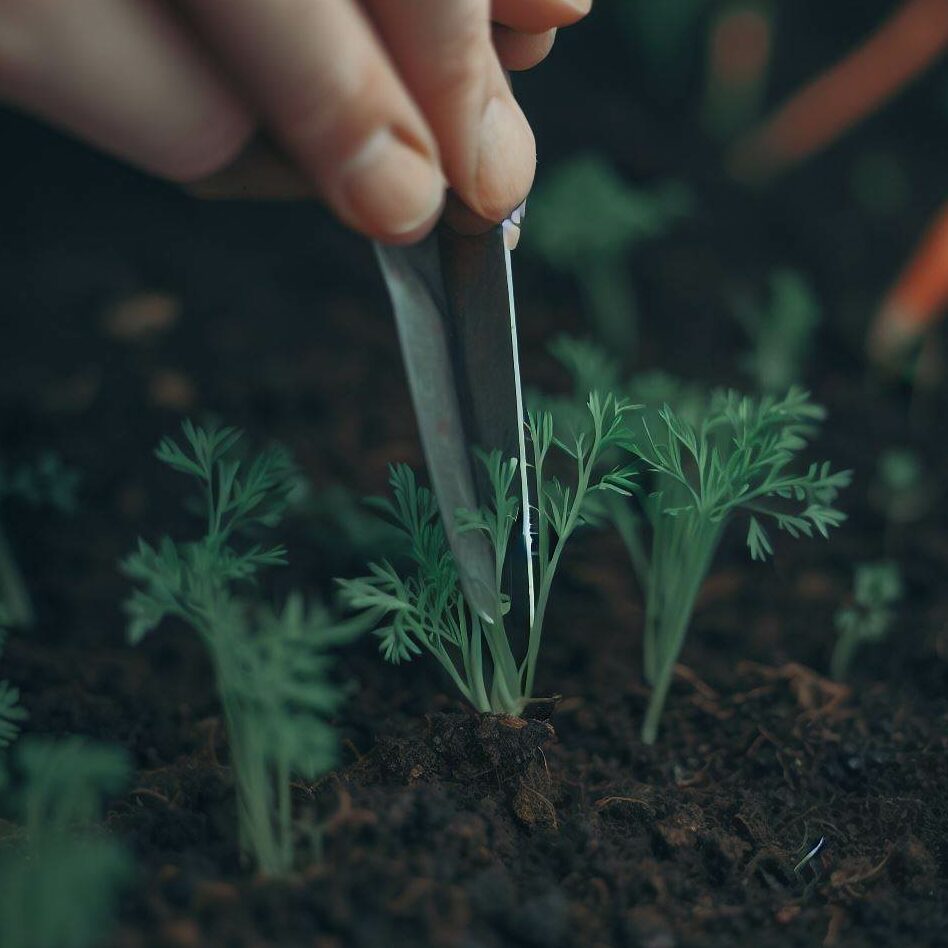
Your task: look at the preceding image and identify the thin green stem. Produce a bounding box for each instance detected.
[523,451,594,697]
[640,515,721,744]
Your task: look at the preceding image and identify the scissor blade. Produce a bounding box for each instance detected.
[374,222,534,630]
[438,226,535,631]
[374,230,496,621]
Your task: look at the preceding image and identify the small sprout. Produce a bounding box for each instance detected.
[0,737,132,948]
[123,421,355,875]
[733,269,821,393]
[831,561,903,680]
[338,394,638,715]
[526,156,691,348]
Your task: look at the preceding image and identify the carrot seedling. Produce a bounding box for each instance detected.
[628,388,850,742]
[338,394,638,715]
[0,738,131,948]
[526,156,690,349]
[831,562,903,680]
[123,421,356,875]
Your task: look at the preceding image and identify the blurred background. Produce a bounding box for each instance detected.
[2,0,948,646]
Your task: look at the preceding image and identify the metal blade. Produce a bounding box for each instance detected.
[438,225,535,632]
[375,220,534,630]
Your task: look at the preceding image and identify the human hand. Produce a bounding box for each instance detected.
[0,0,591,241]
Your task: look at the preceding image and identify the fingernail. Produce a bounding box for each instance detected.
[476,97,534,220]
[338,127,444,237]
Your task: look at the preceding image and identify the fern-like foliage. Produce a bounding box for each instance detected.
[338,394,638,713]
[0,737,131,948]
[538,343,851,742]
[628,387,850,742]
[541,334,705,587]
[122,421,354,875]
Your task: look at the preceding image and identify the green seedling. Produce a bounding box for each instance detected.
[0,738,131,948]
[123,421,356,875]
[526,155,691,350]
[541,339,849,741]
[831,561,903,680]
[338,394,638,715]
[733,269,820,393]
[0,452,79,627]
[627,388,849,742]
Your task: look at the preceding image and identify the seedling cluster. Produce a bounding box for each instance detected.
[339,395,637,714]
[339,340,850,743]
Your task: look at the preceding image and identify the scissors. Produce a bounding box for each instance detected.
[374,204,535,637]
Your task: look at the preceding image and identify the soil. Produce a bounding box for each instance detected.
[2,3,948,946]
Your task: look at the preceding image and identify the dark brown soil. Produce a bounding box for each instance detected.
[2,3,948,946]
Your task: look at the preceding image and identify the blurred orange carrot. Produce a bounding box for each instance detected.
[729,0,948,181]
[869,199,948,364]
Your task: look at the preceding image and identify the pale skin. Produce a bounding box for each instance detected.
[0,0,592,242]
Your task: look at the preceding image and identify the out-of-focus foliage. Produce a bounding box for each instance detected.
[870,448,935,526]
[123,421,357,875]
[831,562,903,679]
[0,451,80,628]
[0,738,132,948]
[525,156,691,349]
[733,269,821,393]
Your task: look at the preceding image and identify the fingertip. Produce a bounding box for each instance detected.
[493,26,557,71]
[470,94,535,223]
